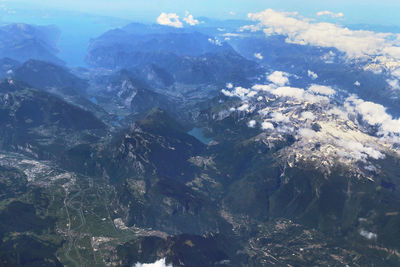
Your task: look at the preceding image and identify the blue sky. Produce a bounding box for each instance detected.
[2,0,400,25]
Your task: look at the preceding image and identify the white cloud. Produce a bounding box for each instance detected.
[183,11,199,26]
[299,128,317,139]
[387,79,400,90]
[272,86,304,99]
[321,51,336,64]
[226,83,233,89]
[221,86,256,100]
[238,103,250,111]
[359,229,378,240]
[270,111,291,123]
[248,120,257,128]
[157,13,183,28]
[252,84,276,92]
[345,95,400,136]
[221,77,399,177]
[254,53,263,60]
[261,121,274,130]
[272,86,330,104]
[208,38,222,46]
[253,82,330,104]
[354,81,361,87]
[245,9,400,64]
[316,10,344,18]
[337,140,385,161]
[222,33,242,38]
[301,111,315,121]
[307,70,318,80]
[391,68,400,78]
[308,84,335,96]
[267,71,290,86]
[135,258,172,267]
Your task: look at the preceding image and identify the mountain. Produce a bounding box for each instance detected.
[12,59,88,96]
[91,70,175,115]
[1,17,400,267]
[193,65,400,264]
[0,23,64,65]
[0,79,105,160]
[227,34,400,116]
[0,57,20,79]
[87,29,234,68]
[86,26,261,91]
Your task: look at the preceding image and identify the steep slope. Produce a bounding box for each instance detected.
[0,23,64,65]
[193,69,400,265]
[97,109,227,235]
[12,59,88,96]
[0,79,106,160]
[0,57,20,79]
[86,26,261,92]
[93,70,175,114]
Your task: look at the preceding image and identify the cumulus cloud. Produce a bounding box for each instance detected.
[208,38,222,46]
[337,140,385,161]
[135,258,172,267]
[271,86,304,99]
[359,229,378,240]
[254,53,263,60]
[261,121,274,130]
[354,81,361,87]
[245,9,400,63]
[308,84,335,96]
[345,95,400,136]
[222,86,257,100]
[157,13,183,28]
[270,111,291,123]
[299,128,317,139]
[277,86,329,103]
[316,10,344,18]
[321,51,336,64]
[252,83,330,104]
[267,71,290,86]
[183,11,199,26]
[307,70,318,80]
[387,79,400,90]
[248,120,257,128]
[238,103,250,112]
[301,111,316,121]
[222,33,242,38]
[220,69,400,177]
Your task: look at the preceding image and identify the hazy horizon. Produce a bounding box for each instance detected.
[2,1,400,67]
[2,0,400,26]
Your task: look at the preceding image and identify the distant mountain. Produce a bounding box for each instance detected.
[104,70,174,113]
[87,30,234,68]
[85,23,263,106]
[12,59,88,96]
[0,57,20,79]
[0,79,105,160]
[86,69,178,127]
[1,17,400,267]
[0,23,64,65]
[228,34,400,116]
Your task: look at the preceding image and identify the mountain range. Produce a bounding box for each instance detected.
[0,17,399,267]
